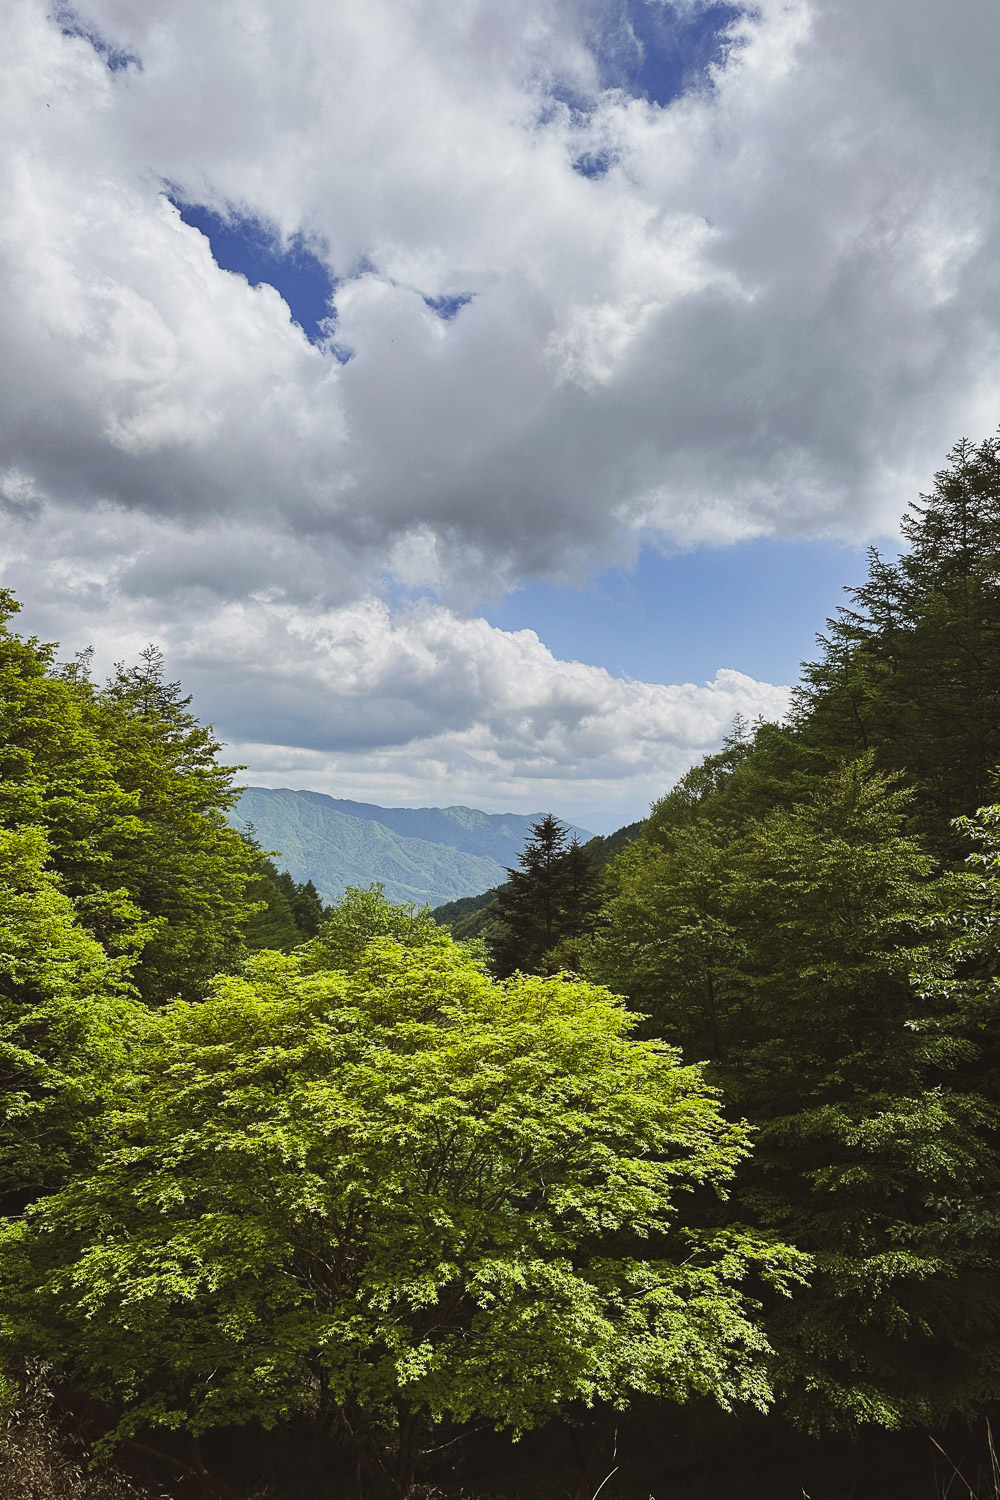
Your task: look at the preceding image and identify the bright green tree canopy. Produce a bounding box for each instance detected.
[0,825,146,1208]
[0,903,803,1494]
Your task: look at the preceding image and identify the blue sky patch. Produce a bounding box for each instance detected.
[572,148,619,180]
[423,292,474,321]
[484,536,896,689]
[54,5,141,71]
[170,197,339,348]
[592,1,747,107]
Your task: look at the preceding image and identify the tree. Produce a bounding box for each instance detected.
[591,757,1000,1430]
[0,896,804,1498]
[288,876,325,939]
[90,647,260,1003]
[796,435,1000,845]
[580,436,1000,1437]
[239,823,329,954]
[492,816,601,975]
[585,820,741,1059]
[301,882,449,971]
[0,592,143,961]
[241,857,302,952]
[728,767,1000,1432]
[0,596,260,1004]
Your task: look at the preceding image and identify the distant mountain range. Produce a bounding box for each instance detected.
[229,787,595,909]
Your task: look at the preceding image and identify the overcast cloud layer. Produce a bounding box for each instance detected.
[3,0,999,822]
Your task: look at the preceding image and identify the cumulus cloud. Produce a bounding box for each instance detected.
[2,0,998,816]
[48,585,792,826]
[5,0,1000,592]
[0,512,791,823]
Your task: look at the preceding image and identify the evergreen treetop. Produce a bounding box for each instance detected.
[795,434,1000,840]
[492,814,602,975]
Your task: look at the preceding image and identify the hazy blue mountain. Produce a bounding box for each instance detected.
[230,787,594,909]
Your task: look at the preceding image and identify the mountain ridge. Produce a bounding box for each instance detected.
[229,787,594,909]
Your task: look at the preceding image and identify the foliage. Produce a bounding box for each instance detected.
[431,885,505,928]
[0,593,143,958]
[795,435,1000,844]
[0,596,260,1005]
[242,850,327,954]
[433,828,644,954]
[581,820,646,871]
[581,435,1000,1432]
[492,816,603,975]
[719,760,1000,1430]
[592,756,1000,1430]
[0,898,804,1497]
[90,648,260,1003]
[0,826,145,1210]
[586,819,740,1057]
[300,882,451,972]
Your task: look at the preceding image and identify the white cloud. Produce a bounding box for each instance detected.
[107,594,794,826]
[0,548,790,824]
[2,0,999,816]
[5,0,1000,592]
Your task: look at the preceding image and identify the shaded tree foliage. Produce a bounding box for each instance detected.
[796,435,1000,846]
[492,815,602,975]
[240,826,328,954]
[590,759,1000,1427]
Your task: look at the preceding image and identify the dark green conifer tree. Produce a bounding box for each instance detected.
[243,859,303,952]
[289,876,326,938]
[724,764,1000,1430]
[796,435,1000,844]
[591,756,1000,1430]
[492,816,600,975]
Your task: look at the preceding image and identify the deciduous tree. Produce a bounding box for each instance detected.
[0,826,145,1211]
[0,897,803,1497]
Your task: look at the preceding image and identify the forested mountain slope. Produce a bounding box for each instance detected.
[230,785,593,907]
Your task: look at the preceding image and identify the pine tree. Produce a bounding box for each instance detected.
[796,435,1000,843]
[290,877,326,938]
[491,816,600,975]
[492,815,569,974]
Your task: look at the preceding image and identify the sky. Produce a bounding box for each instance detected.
[1,0,997,832]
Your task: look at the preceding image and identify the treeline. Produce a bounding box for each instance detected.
[3,436,1000,1499]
